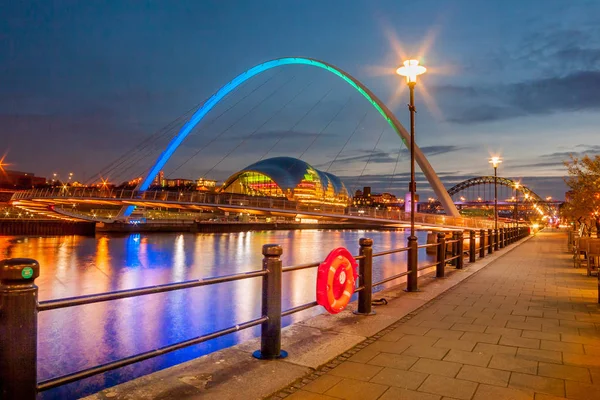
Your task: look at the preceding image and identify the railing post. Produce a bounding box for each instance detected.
[436,232,446,278]
[0,258,39,400]
[479,229,486,258]
[488,229,494,254]
[253,245,287,360]
[499,228,504,249]
[494,229,499,251]
[469,230,476,263]
[405,236,418,292]
[457,231,464,269]
[355,238,375,315]
[451,232,459,267]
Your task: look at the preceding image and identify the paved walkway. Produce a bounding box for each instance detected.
[273,231,600,400]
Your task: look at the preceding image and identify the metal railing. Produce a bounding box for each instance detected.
[0,226,530,399]
[12,188,512,229]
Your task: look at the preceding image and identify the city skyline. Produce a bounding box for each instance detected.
[3,1,600,200]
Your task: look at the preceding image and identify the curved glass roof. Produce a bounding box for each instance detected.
[222,156,348,195]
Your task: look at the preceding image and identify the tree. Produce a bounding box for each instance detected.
[562,155,600,237]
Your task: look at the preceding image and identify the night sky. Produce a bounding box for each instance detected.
[2,0,600,200]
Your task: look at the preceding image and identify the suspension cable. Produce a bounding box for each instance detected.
[162,74,290,179]
[352,125,387,191]
[325,109,370,173]
[295,94,352,162]
[257,84,332,161]
[199,75,301,179]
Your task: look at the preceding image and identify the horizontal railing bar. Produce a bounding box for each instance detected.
[281,301,318,317]
[417,243,438,249]
[417,263,438,271]
[373,247,410,257]
[446,239,460,244]
[282,261,320,272]
[37,316,268,391]
[373,271,409,287]
[355,285,365,292]
[282,255,364,273]
[38,270,268,311]
[445,255,461,262]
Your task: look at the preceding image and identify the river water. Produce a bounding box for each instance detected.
[0,229,435,399]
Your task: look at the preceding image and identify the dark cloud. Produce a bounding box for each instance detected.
[439,71,600,124]
[539,144,600,159]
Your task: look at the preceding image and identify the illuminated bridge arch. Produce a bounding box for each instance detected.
[126,57,460,217]
[448,176,544,203]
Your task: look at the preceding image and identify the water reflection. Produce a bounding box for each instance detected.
[0,229,434,399]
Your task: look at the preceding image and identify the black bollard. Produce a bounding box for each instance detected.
[0,258,40,400]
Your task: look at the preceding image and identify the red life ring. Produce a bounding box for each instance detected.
[316,247,358,314]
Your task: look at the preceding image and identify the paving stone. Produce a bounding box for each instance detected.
[499,336,541,349]
[533,394,570,400]
[474,317,508,327]
[563,352,600,368]
[286,390,339,399]
[521,330,561,342]
[472,383,534,399]
[461,331,501,344]
[473,342,518,356]
[302,375,344,394]
[399,334,440,347]
[327,361,383,381]
[378,387,442,400]
[562,334,600,346]
[509,373,565,397]
[488,354,538,374]
[541,340,584,354]
[485,326,523,337]
[410,358,462,378]
[443,349,491,367]
[419,320,455,330]
[367,353,419,370]
[451,323,487,333]
[433,338,477,352]
[324,378,388,400]
[456,364,510,386]
[347,347,380,362]
[402,345,449,360]
[425,328,465,340]
[363,340,411,355]
[538,362,591,383]
[516,348,563,364]
[583,344,600,355]
[441,316,476,325]
[417,375,478,399]
[507,321,543,331]
[369,367,428,390]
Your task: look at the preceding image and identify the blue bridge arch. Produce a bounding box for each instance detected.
[124,57,460,217]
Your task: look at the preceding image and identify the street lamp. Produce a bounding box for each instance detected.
[514,182,520,233]
[489,156,502,250]
[397,59,426,292]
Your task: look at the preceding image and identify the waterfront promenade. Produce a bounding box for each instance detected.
[274,231,600,400]
[86,230,600,400]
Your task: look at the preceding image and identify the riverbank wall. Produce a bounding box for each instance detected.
[96,221,404,234]
[0,219,96,236]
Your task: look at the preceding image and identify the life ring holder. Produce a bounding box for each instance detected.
[316,247,358,314]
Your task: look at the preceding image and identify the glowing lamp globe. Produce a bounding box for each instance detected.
[396,59,427,84]
[489,156,502,168]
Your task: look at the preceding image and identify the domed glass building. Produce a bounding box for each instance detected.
[220,157,350,206]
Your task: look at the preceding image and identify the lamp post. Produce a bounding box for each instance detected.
[397,59,426,292]
[489,156,502,250]
[514,182,520,233]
